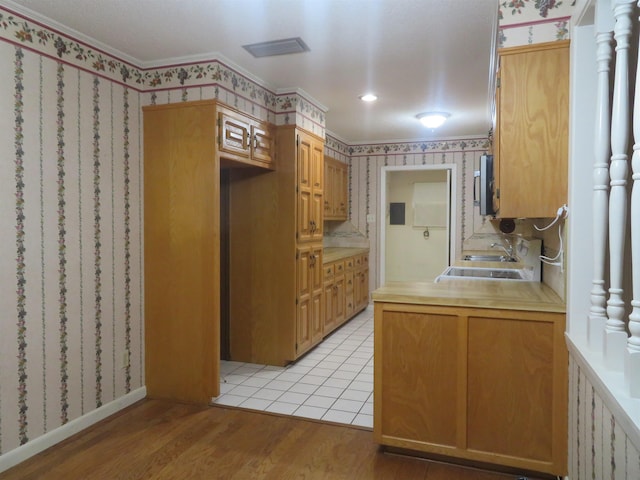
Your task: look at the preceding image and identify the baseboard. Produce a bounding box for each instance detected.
[0,387,146,474]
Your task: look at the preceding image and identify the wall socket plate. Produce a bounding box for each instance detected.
[366,214,375,223]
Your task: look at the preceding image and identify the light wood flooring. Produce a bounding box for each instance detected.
[0,399,548,480]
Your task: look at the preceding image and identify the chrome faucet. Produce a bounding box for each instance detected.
[490,241,514,258]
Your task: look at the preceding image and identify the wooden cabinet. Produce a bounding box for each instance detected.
[218,105,274,169]
[297,132,324,242]
[323,260,346,336]
[345,256,356,318]
[355,253,369,310]
[296,245,324,354]
[324,251,368,336]
[324,156,348,221]
[143,101,221,404]
[228,125,325,365]
[374,302,567,477]
[493,40,569,218]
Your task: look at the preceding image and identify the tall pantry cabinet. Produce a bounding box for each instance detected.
[229,126,325,365]
[143,101,220,404]
[143,100,275,404]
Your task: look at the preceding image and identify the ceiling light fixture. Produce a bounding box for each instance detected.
[417,112,450,128]
[359,93,378,102]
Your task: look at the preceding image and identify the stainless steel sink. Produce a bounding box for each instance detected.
[462,254,517,262]
[435,266,529,282]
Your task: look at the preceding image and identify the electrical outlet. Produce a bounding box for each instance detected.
[366,214,375,223]
[122,351,130,369]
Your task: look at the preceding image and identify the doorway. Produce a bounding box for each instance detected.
[379,165,457,284]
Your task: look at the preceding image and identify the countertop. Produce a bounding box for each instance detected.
[323,247,369,264]
[372,279,565,313]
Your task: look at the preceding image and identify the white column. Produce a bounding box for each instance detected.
[605,0,634,371]
[588,30,614,352]
[626,0,640,397]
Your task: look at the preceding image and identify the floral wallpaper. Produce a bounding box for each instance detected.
[499,0,576,47]
[0,36,144,460]
[569,354,640,480]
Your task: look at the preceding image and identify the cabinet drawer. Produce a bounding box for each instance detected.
[361,254,368,267]
[334,261,345,275]
[345,258,355,270]
[324,264,335,279]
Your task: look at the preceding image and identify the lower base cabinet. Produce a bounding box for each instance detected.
[373,302,567,477]
[323,252,368,337]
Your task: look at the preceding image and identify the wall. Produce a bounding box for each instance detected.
[0,9,144,464]
[565,0,640,479]
[0,3,330,470]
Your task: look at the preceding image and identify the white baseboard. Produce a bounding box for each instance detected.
[0,387,146,474]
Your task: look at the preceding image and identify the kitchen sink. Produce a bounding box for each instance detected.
[435,266,529,282]
[462,254,517,262]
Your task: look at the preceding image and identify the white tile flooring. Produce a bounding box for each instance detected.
[213,307,374,428]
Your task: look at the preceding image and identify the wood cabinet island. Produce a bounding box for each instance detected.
[373,280,567,477]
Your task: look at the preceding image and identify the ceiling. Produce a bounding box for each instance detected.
[6,0,499,143]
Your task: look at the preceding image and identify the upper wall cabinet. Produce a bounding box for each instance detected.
[324,156,348,221]
[493,40,569,218]
[218,105,275,169]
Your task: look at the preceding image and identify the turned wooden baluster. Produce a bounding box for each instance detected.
[626,1,640,396]
[605,0,634,371]
[589,30,614,352]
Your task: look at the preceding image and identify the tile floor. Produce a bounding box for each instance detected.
[213,307,374,428]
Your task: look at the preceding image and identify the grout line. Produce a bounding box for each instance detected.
[216,309,374,427]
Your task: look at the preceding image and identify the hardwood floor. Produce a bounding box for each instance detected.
[0,399,546,480]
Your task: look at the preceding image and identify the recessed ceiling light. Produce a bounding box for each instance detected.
[417,112,450,128]
[359,93,378,102]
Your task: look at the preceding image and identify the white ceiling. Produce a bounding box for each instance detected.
[6,0,499,143]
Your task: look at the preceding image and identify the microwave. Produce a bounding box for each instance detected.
[474,154,496,216]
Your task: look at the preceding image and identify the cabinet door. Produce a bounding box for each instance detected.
[296,245,323,356]
[375,306,461,448]
[336,162,348,219]
[218,111,251,159]
[334,273,346,325]
[251,122,274,165]
[324,161,336,217]
[496,41,569,218]
[297,135,313,242]
[324,278,336,333]
[310,246,324,344]
[296,247,313,355]
[467,315,556,465]
[310,139,324,239]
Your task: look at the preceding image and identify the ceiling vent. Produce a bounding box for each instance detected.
[242,37,310,58]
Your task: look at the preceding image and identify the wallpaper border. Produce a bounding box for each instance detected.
[0,5,327,127]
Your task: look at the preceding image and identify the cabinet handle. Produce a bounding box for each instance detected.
[253,134,259,150]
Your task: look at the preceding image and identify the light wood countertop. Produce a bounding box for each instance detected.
[373,279,565,313]
[323,247,370,264]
